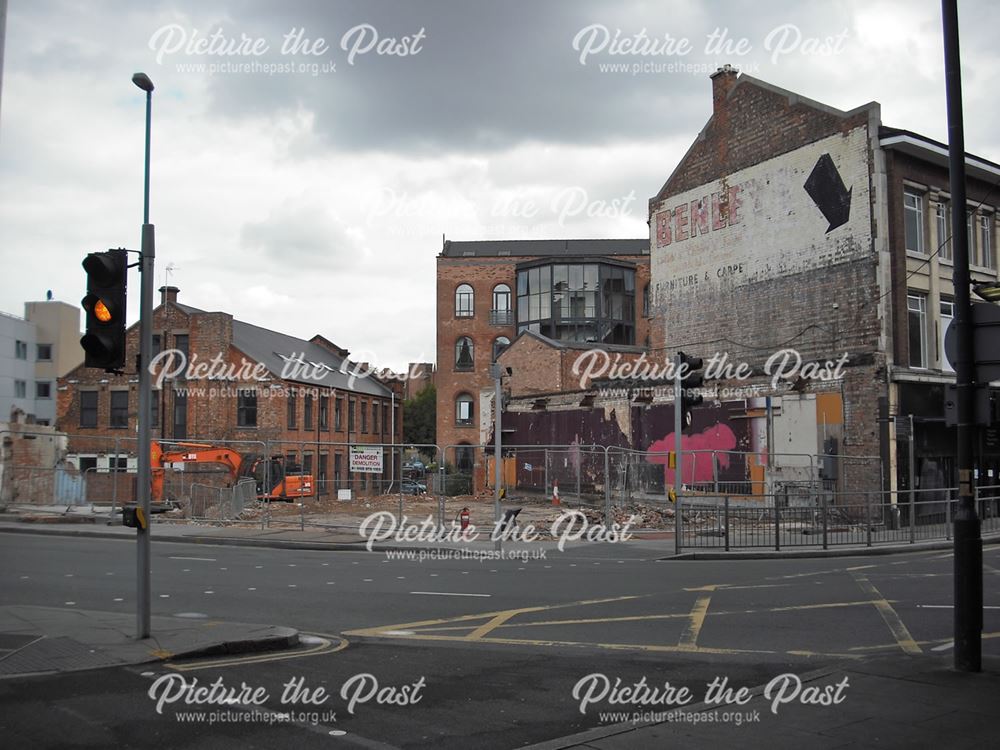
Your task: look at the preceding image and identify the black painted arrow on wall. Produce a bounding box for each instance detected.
[804,153,852,232]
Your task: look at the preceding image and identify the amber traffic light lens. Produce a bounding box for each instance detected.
[95,299,112,323]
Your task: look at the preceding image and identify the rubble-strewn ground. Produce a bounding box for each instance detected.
[157,487,692,532]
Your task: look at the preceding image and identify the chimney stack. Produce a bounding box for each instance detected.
[159,285,179,305]
[710,64,739,114]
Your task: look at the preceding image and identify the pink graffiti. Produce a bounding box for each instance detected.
[647,424,738,485]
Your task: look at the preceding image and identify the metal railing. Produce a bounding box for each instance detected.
[489,309,513,326]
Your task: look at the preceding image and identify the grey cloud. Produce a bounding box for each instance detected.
[239,202,358,265]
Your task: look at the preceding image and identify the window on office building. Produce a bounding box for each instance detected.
[980,213,994,270]
[907,293,928,369]
[939,299,954,373]
[936,201,952,262]
[903,189,925,255]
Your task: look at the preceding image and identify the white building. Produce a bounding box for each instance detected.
[0,299,82,425]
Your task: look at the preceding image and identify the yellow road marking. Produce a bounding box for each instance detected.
[683,582,794,591]
[466,611,519,640]
[678,590,715,650]
[356,631,774,656]
[785,650,865,660]
[372,599,893,634]
[728,600,892,616]
[849,631,1000,652]
[413,613,687,633]
[343,595,644,638]
[852,574,923,655]
[167,634,347,671]
[712,583,796,591]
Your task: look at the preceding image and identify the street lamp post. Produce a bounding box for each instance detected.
[132,72,155,640]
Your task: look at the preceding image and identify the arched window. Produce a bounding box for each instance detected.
[455,337,474,370]
[492,336,510,362]
[491,284,512,325]
[455,393,474,425]
[455,443,475,473]
[455,284,474,317]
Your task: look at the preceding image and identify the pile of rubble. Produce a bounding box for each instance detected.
[539,502,677,530]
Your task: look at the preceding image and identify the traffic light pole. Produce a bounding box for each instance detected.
[942,0,982,672]
[134,73,155,640]
[492,364,503,553]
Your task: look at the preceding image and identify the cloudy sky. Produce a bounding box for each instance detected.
[1,0,998,372]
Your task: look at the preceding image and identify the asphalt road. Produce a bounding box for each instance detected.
[2,533,999,748]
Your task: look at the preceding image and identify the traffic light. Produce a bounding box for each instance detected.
[81,248,128,372]
[677,351,704,431]
[122,505,147,530]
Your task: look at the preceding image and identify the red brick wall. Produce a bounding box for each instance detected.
[496,335,564,397]
[436,258,517,464]
[58,301,401,486]
[651,70,871,203]
[436,253,650,471]
[647,70,885,484]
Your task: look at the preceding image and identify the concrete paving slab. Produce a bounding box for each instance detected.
[0,605,298,678]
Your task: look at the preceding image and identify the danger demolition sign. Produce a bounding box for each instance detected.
[349,446,383,474]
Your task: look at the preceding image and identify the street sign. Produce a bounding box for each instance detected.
[944,302,1000,382]
[944,384,993,427]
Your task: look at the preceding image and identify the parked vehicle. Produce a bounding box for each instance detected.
[399,479,427,495]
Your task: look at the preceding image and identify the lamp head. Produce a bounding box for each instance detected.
[132,72,154,92]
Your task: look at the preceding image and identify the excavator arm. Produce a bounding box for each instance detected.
[151,441,244,502]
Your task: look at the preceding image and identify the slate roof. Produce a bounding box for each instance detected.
[440,238,648,258]
[171,302,392,397]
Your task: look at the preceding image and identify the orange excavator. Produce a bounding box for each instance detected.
[151,441,314,503]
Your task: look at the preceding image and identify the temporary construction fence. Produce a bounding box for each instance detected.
[188,479,258,521]
[3,426,999,550]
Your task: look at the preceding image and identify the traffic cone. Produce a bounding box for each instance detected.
[552,480,560,506]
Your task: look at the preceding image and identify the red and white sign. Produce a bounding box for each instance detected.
[350,446,384,474]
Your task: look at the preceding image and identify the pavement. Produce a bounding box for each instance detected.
[0,605,298,679]
[524,655,1000,749]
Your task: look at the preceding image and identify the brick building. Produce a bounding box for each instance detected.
[57,286,403,495]
[402,362,435,400]
[435,238,650,486]
[647,65,1000,497]
[451,67,999,505]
